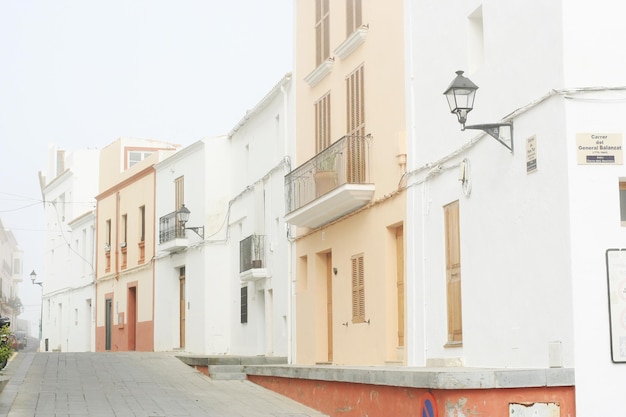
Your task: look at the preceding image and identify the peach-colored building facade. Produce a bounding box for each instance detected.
[95,138,179,352]
[287,0,407,365]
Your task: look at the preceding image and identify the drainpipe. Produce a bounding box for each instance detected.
[280,80,295,364]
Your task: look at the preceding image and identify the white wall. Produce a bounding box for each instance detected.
[40,147,99,351]
[406,0,626,413]
[565,97,626,416]
[227,75,294,358]
[154,138,231,355]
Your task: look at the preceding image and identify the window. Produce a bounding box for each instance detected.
[444,200,463,345]
[346,0,362,36]
[315,0,330,66]
[619,180,626,226]
[105,219,112,272]
[56,150,65,176]
[351,253,365,323]
[127,150,153,168]
[139,206,146,242]
[468,6,484,73]
[58,193,66,222]
[121,214,127,245]
[315,93,331,153]
[240,286,248,324]
[175,176,184,212]
[346,64,366,182]
[121,214,128,269]
[105,220,111,249]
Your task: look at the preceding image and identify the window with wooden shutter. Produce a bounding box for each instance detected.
[351,253,365,323]
[444,200,463,345]
[315,93,331,153]
[175,176,184,211]
[346,0,362,36]
[240,286,248,324]
[346,64,366,183]
[315,0,330,67]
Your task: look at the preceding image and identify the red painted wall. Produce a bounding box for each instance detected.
[95,320,154,352]
[248,375,576,417]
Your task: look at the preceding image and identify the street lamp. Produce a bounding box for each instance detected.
[444,70,514,153]
[177,204,204,239]
[30,270,42,342]
[30,270,42,287]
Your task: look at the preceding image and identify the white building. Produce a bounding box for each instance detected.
[405,0,626,414]
[227,73,294,358]
[154,74,294,358]
[39,146,99,352]
[0,219,23,328]
[154,137,231,354]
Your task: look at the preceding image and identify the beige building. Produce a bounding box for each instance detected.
[286,0,406,365]
[95,138,179,351]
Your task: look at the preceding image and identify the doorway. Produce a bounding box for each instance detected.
[396,226,405,349]
[105,298,112,351]
[325,252,333,362]
[179,267,186,349]
[128,286,137,351]
[86,299,92,352]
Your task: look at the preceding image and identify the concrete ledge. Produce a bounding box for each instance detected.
[243,365,575,390]
[0,375,8,393]
[175,355,287,366]
[175,355,208,367]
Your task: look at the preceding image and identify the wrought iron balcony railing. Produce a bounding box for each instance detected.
[240,234,266,273]
[159,211,185,244]
[285,134,371,213]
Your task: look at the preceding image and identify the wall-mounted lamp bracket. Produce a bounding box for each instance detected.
[184,226,204,240]
[463,122,513,153]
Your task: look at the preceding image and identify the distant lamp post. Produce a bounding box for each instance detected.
[30,270,42,287]
[444,70,514,153]
[177,204,204,239]
[30,270,43,341]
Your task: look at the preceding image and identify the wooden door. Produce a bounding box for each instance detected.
[128,287,137,351]
[326,252,333,362]
[179,269,186,349]
[396,226,405,347]
[105,299,112,351]
[444,201,462,344]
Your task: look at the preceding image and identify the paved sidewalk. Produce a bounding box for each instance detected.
[0,352,328,417]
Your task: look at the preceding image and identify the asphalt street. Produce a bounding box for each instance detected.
[0,351,328,417]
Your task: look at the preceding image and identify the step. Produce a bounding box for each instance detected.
[208,364,247,381]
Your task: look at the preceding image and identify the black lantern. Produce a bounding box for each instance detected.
[176,204,204,239]
[443,70,478,128]
[443,70,513,153]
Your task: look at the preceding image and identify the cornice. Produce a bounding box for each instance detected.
[304,58,334,88]
[334,25,368,60]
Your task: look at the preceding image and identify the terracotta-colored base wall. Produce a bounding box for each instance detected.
[248,376,576,417]
[95,320,154,352]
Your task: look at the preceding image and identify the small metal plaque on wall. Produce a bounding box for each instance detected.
[526,135,537,174]
[606,249,626,363]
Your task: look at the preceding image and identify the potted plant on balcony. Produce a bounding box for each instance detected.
[315,152,338,197]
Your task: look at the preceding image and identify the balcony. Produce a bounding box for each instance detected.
[240,234,269,282]
[285,135,374,228]
[159,211,188,252]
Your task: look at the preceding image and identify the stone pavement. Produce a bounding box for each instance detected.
[0,352,328,417]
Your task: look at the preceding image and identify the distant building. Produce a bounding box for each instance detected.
[0,218,23,327]
[154,74,294,358]
[154,137,231,354]
[38,145,99,352]
[94,138,179,351]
